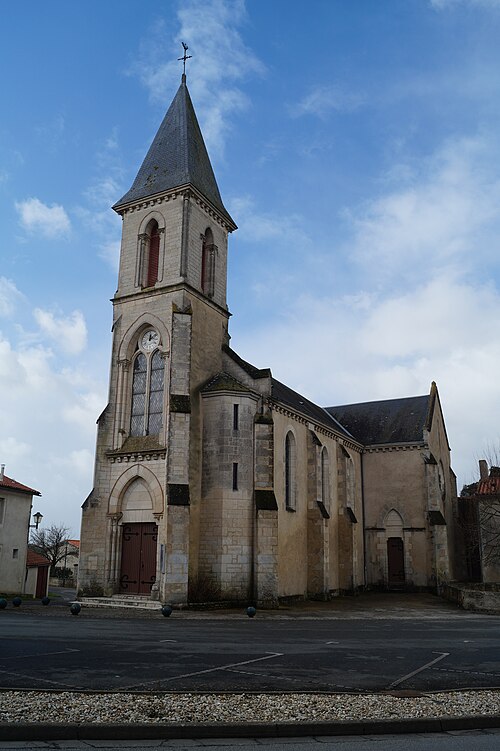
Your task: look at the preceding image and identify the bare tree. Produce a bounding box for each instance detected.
[30,524,77,574]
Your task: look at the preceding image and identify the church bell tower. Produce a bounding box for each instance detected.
[79,68,237,604]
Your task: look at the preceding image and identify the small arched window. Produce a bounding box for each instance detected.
[285,431,297,510]
[321,447,330,507]
[146,221,160,287]
[343,447,355,508]
[201,227,216,297]
[130,331,164,437]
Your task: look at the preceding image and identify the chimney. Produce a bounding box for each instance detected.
[479,459,488,480]
[0,464,4,482]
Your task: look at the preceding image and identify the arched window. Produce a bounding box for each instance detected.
[285,431,297,510]
[321,447,330,507]
[146,221,160,287]
[130,353,147,437]
[130,331,164,437]
[344,448,355,508]
[201,227,216,297]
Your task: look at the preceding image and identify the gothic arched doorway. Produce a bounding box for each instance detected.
[118,477,158,595]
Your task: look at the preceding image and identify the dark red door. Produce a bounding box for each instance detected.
[387,537,405,587]
[120,523,157,594]
[35,566,48,598]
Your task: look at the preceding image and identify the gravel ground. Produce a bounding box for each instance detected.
[0,690,499,725]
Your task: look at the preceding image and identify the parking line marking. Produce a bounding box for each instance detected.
[388,651,450,689]
[0,648,80,662]
[122,652,283,690]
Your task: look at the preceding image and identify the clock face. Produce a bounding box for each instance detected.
[141,329,160,352]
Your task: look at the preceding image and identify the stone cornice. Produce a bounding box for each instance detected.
[364,442,426,454]
[106,448,166,463]
[269,400,363,453]
[116,186,237,232]
[112,280,231,319]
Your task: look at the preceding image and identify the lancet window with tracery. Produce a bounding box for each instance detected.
[130,339,164,437]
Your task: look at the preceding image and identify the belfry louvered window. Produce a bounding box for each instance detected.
[201,227,216,297]
[146,223,160,287]
[130,349,164,437]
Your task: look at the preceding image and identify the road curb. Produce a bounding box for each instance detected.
[1,715,500,741]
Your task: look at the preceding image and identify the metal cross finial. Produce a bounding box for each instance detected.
[178,42,192,77]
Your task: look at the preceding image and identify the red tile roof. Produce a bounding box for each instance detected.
[26,550,50,567]
[0,474,41,496]
[477,476,500,496]
[67,539,80,548]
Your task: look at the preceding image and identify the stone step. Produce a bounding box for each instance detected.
[78,596,161,610]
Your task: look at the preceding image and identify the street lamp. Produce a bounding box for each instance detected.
[30,512,43,530]
[62,540,68,587]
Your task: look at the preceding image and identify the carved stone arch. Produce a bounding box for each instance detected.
[119,312,170,362]
[137,211,166,287]
[385,508,404,531]
[378,505,407,528]
[109,464,164,516]
[138,210,166,236]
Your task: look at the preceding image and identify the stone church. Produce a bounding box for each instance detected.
[79,74,461,605]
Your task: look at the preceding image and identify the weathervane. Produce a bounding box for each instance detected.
[178,42,192,77]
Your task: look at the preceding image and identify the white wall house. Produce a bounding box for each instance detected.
[0,465,42,595]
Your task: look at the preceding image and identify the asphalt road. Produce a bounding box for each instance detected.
[1,731,500,751]
[1,610,500,692]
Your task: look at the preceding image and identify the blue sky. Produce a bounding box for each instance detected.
[2,0,500,534]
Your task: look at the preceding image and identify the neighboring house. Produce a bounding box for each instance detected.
[79,74,461,605]
[463,462,500,583]
[25,549,50,598]
[52,539,80,583]
[0,465,42,595]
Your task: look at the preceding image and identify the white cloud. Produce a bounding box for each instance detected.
[16,197,71,237]
[99,239,121,272]
[130,0,264,157]
[0,326,107,532]
[291,84,364,119]
[345,133,500,285]
[0,277,23,317]
[229,196,311,245]
[33,308,88,355]
[63,393,105,433]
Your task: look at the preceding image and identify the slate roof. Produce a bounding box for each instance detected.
[223,345,271,380]
[113,76,236,228]
[0,474,41,496]
[271,379,354,439]
[326,395,430,446]
[202,372,255,394]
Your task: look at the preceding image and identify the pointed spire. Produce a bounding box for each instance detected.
[113,78,236,228]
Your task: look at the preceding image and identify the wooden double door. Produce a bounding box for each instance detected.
[119,522,157,594]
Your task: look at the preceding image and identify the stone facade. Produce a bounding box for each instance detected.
[78,77,460,606]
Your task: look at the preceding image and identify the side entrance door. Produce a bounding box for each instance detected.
[119,522,157,595]
[35,566,48,598]
[387,536,405,588]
